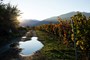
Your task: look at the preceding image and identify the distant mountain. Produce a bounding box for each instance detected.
[20,19,40,27]
[43,12,90,22]
[59,12,90,19]
[36,11,90,26]
[20,12,90,27]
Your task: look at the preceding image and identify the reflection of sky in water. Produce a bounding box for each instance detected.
[22,36,26,38]
[19,37,43,56]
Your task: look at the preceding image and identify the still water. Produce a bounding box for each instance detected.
[19,37,44,56]
[0,37,43,60]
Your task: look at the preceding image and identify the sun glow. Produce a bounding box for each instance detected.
[17,16,23,22]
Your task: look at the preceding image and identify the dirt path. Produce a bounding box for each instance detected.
[31,30,37,37]
[21,30,37,41]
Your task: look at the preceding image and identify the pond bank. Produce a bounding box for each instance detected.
[18,30,44,60]
[0,30,38,60]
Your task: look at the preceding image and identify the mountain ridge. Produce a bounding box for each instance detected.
[19,19,40,27]
[20,11,90,27]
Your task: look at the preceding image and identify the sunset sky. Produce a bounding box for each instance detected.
[3,0,90,21]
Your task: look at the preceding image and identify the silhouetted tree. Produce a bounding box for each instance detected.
[0,2,20,43]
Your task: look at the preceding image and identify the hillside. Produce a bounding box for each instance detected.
[35,12,90,26]
[42,11,90,22]
[20,12,90,26]
[20,19,40,27]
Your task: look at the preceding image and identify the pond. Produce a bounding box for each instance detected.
[19,37,44,56]
[0,37,44,60]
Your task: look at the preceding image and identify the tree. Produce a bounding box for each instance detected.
[0,2,20,43]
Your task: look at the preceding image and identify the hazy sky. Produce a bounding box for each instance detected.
[3,0,90,20]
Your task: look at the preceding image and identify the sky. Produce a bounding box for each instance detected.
[3,0,90,21]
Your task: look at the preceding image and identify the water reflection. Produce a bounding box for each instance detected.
[19,37,44,56]
[0,37,43,60]
[22,36,26,39]
[21,36,27,41]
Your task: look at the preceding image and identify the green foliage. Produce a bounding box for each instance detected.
[36,30,75,60]
[36,12,90,59]
[71,12,90,51]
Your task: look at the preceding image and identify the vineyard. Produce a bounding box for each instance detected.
[35,12,90,60]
